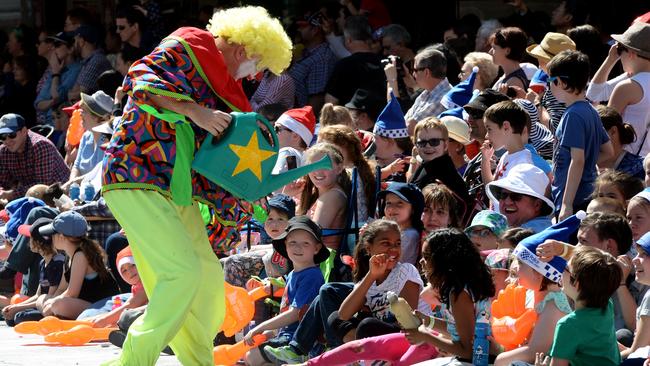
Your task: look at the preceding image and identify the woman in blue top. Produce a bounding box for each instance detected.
[67,91,113,185]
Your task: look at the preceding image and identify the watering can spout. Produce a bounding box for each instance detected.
[267,154,332,191]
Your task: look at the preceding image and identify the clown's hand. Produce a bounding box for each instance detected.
[189,106,232,137]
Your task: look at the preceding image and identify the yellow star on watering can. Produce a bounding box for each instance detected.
[229,132,277,181]
[192,112,332,202]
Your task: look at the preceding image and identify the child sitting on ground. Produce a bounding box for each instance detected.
[377,182,424,265]
[40,211,119,319]
[535,245,622,366]
[245,216,328,366]
[79,246,148,327]
[2,218,65,325]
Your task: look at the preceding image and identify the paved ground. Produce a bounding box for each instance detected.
[0,323,182,365]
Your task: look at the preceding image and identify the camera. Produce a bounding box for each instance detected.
[381,55,406,79]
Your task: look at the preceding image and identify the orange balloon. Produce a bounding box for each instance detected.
[14,316,94,336]
[222,283,255,337]
[43,325,118,346]
[66,109,85,146]
[10,294,29,305]
[213,334,267,366]
[490,284,538,350]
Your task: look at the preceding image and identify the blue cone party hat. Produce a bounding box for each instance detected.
[373,92,408,138]
[2,197,46,241]
[441,66,478,110]
[529,69,548,94]
[438,106,464,119]
[513,210,587,283]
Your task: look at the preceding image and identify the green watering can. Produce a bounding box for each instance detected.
[192,112,332,202]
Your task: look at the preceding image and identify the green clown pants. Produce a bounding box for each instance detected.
[103,189,225,366]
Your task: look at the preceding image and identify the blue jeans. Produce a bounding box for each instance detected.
[289,282,353,355]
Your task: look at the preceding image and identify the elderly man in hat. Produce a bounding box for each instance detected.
[486,163,554,233]
[0,114,69,202]
[101,6,292,366]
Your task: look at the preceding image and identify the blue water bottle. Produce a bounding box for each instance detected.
[82,183,95,201]
[69,183,80,201]
[472,314,490,366]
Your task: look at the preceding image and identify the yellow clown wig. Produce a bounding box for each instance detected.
[208,6,293,75]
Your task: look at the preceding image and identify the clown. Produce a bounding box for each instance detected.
[101,7,292,366]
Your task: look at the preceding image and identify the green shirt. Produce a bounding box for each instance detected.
[549,300,620,366]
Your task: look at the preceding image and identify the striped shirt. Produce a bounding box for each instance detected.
[251,71,295,111]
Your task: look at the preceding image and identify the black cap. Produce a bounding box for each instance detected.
[345,89,384,120]
[73,25,99,44]
[272,216,330,264]
[47,31,74,46]
[463,89,509,115]
[377,182,425,231]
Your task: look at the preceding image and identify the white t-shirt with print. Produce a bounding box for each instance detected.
[491,148,533,211]
[364,262,430,322]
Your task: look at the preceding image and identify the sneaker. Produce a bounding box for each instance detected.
[264,345,307,364]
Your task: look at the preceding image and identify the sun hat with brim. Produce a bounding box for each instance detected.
[440,115,471,145]
[526,32,576,62]
[486,163,554,217]
[80,91,113,117]
[611,21,650,59]
[91,116,118,135]
[485,248,513,271]
[39,211,91,237]
[272,216,329,264]
[18,217,54,242]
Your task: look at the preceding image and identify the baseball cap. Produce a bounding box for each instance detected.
[18,217,54,243]
[73,25,99,44]
[463,89,509,115]
[0,114,26,134]
[39,211,91,237]
[272,216,330,264]
[46,31,74,46]
[268,194,296,219]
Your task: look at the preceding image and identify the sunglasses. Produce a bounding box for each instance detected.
[415,138,444,148]
[274,126,290,134]
[412,67,426,74]
[547,75,570,86]
[468,228,493,238]
[494,188,524,202]
[116,25,127,31]
[0,132,18,141]
[616,43,628,56]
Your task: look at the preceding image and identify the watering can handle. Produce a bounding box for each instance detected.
[211,112,279,148]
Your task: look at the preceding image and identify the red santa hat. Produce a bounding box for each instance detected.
[275,106,316,146]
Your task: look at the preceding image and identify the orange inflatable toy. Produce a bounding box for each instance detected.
[44,325,117,346]
[10,294,29,305]
[222,281,285,337]
[66,108,85,147]
[214,334,267,366]
[14,316,93,336]
[490,284,538,350]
